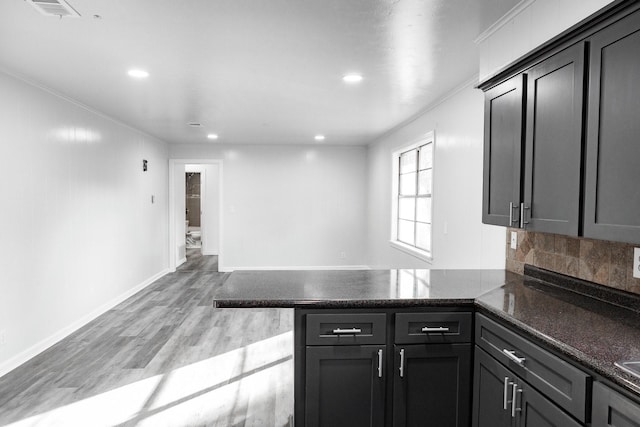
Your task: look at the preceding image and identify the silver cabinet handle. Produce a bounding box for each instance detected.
[399,349,405,378]
[511,383,522,417]
[503,377,510,410]
[509,202,519,226]
[421,326,450,333]
[502,349,526,366]
[520,202,530,226]
[377,349,383,378]
[332,328,362,335]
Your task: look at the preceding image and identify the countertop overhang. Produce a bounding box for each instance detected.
[213,266,640,398]
[213,269,516,308]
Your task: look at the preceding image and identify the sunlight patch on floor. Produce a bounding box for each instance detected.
[5,331,293,427]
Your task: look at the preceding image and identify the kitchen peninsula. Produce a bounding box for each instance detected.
[214,267,640,427]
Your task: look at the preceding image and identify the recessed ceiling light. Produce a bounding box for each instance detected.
[314,135,326,141]
[128,69,149,79]
[342,74,363,83]
[207,134,219,140]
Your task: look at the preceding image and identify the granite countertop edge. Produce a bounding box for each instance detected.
[213,297,478,309]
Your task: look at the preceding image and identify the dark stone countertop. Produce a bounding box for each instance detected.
[476,267,640,397]
[214,269,514,308]
[213,266,640,398]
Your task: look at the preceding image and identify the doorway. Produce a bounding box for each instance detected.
[169,159,223,272]
[185,171,202,250]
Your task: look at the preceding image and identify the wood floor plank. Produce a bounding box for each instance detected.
[0,253,294,426]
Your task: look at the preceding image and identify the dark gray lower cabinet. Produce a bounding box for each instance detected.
[298,308,474,427]
[305,345,386,427]
[393,344,471,427]
[473,348,581,427]
[473,348,513,427]
[592,382,640,427]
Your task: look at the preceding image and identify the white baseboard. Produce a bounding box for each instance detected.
[0,268,170,379]
[219,265,371,273]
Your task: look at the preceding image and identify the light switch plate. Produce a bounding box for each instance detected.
[510,231,518,250]
[634,248,640,279]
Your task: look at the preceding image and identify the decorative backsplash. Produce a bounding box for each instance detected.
[505,228,640,296]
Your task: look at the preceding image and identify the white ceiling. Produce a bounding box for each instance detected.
[0,0,520,145]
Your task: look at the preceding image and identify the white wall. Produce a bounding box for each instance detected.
[170,144,368,270]
[0,71,169,376]
[366,81,505,269]
[175,163,187,264]
[477,0,614,80]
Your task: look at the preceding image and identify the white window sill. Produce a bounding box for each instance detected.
[389,240,433,263]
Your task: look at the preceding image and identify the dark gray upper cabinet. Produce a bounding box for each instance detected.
[584,9,640,244]
[482,75,525,228]
[522,44,585,235]
[479,1,640,244]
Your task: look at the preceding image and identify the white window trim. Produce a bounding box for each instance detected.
[390,131,435,263]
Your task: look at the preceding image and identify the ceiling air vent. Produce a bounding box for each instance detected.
[26,0,81,18]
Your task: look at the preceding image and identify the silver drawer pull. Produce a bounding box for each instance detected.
[421,326,450,333]
[332,328,362,335]
[511,383,522,417]
[503,349,526,366]
[503,377,510,410]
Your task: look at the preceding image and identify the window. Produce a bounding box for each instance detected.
[391,132,434,261]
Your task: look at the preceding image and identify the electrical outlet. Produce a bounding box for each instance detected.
[339,251,347,260]
[0,330,6,346]
[510,231,518,250]
[633,248,640,279]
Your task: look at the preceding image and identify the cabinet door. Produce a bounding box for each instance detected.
[584,9,640,244]
[592,382,640,427]
[305,345,386,427]
[472,348,514,427]
[518,381,581,427]
[393,344,472,427]
[522,44,585,235]
[482,74,525,227]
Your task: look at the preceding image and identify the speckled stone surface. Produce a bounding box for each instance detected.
[214,269,513,308]
[476,267,640,397]
[213,266,640,398]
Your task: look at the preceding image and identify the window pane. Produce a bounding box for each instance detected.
[398,197,416,221]
[398,220,415,245]
[400,172,417,195]
[416,197,432,223]
[416,222,431,252]
[419,143,433,170]
[418,170,432,195]
[400,150,417,174]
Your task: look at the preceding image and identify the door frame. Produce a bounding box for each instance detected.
[168,159,224,271]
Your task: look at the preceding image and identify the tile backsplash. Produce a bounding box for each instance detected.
[506,228,640,296]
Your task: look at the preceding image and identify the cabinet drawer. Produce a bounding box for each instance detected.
[475,313,589,422]
[306,313,386,346]
[395,312,472,344]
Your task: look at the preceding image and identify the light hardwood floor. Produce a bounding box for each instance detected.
[0,250,294,427]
